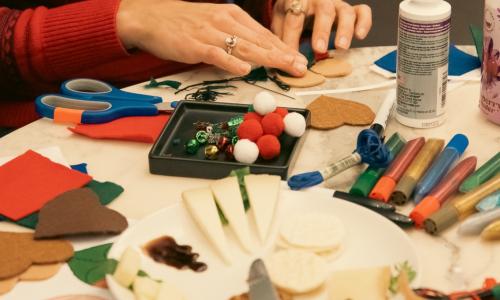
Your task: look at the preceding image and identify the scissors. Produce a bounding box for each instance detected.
[36,78,176,124]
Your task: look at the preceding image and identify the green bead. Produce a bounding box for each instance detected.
[227,116,244,127]
[195,131,209,144]
[185,139,200,154]
[231,136,239,145]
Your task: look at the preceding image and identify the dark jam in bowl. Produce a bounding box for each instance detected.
[144,236,207,272]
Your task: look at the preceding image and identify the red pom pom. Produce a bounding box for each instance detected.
[243,112,263,122]
[257,135,281,160]
[261,113,284,136]
[273,107,289,118]
[237,119,263,142]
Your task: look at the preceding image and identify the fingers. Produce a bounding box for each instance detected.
[311,0,335,53]
[334,2,356,49]
[198,43,252,76]
[353,4,372,40]
[281,11,306,50]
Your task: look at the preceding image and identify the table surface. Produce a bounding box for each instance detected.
[1,46,499,298]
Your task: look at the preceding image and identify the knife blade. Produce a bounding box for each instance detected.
[248,259,280,300]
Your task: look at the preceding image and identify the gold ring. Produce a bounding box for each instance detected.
[286,0,307,16]
[225,35,238,55]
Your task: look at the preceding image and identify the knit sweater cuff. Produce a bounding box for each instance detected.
[35,0,128,79]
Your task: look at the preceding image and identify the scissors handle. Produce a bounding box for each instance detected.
[61,78,162,104]
[36,94,159,124]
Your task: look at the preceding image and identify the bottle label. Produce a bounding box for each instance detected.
[396,16,450,124]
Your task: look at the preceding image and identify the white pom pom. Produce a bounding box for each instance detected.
[284,112,306,137]
[234,139,259,164]
[253,91,277,115]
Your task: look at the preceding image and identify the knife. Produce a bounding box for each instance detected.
[248,259,280,300]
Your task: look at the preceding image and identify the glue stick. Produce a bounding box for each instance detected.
[396,0,451,128]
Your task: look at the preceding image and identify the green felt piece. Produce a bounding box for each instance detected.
[68,243,118,285]
[470,24,483,63]
[0,180,124,229]
[144,77,181,89]
[243,67,269,82]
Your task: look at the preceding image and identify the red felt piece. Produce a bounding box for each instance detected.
[315,52,329,61]
[243,112,263,123]
[0,150,93,221]
[273,107,289,118]
[261,113,284,136]
[69,115,170,143]
[257,135,281,160]
[237,119,263,142]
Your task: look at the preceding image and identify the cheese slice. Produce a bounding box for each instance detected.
[210,177,253,253]
[182,188,232,264]
[326,266,391,300]
[244,174,281,243]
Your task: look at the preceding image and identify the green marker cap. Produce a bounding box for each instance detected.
[349,132,407,197]
[459,152,500,193]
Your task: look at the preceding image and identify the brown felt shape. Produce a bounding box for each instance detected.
[306,95,375,129]
[276,70,325,88]
[35,188,128,239]
[0,263,62,295]
[310,58,352,78]
[0,232,73,280]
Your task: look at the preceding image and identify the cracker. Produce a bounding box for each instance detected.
[276,70,325,88]
[306,95,375,129]
[35,188,128,239]
[310,58,352,78]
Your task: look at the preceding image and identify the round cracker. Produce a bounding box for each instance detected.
[310,58,352,78]
[276,71,325,88]
[267,249,327,294]
[280,213,345,249]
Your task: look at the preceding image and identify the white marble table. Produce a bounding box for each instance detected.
[0,46,499,298]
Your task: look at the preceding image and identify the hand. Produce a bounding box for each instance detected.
[272,0,372,52]
[116,0,308,76]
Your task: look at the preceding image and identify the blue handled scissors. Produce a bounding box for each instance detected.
[36,78,176,124]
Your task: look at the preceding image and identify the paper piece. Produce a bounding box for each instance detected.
[68,243,118,287]
[0,232,73,279]
[69,115,169,143]
[35,188,128,239]
[276,70,325,88]
[306,95,375,129]
[0,146,70,167]
[0,150,92,220]
[295,79,396,96]
[310,58,352,78]
[71,163,88,174]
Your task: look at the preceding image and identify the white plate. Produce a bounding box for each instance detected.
[107,187,420,300]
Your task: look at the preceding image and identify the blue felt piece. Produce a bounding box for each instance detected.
[374,45,481,76]
[70,163,88,174]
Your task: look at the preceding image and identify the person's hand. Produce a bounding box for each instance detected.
[272,0,372,52]
[116,0,308,76]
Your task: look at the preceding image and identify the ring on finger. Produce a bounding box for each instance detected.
[285,0,307,16]
[225,35,238,55]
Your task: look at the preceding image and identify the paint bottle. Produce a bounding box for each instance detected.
[396,0,451,128]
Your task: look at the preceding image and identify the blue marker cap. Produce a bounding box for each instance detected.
[445,134,468,156]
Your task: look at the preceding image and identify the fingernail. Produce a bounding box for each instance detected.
[316,39,326,53]
[240,63,251,74]
[293,62,307,73]
[338,37,349,49]
[357,28,366,38]
[296,55,308,65]
[283,54,295,64]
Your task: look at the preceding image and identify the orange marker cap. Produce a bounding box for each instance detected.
[410,195,441,227]
[369,176,396,202]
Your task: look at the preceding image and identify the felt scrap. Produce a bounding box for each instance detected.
[0,277,17,295]
[0,231,73,280]
[71,163,88,174]
[67,243,118,286]
[306,95,375,129]
[0,262,63,295]
[276,70,325,88]
[374,45,481,76]
[310,58,352,78]
[69,114,169,143]
[0,150,92,220]
[34,188,128,239]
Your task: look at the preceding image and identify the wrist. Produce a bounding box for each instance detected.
[116,0,143,49]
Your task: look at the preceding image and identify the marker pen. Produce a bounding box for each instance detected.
[390,139,444,205]
[410,156,477,227]
[476,191,500,212]
[413,134,469,204]
[369,137,426,202]
[458,207,500,236]
[424,173,500,235]
[459,152,500,193]
[349,132,407,197]
[481,219,500,240]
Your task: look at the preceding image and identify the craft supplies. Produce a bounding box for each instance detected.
[458,207,500,236]
[350,133,407,197]
[396,0,451,128]
[283,112,306,137]
[334,191,396,213]
[413,134,469,203]
[253,91,277,115]
[370,137,426,202]
[481,219,500,240]
[276,70,325,88]
[476,191,500,211]
[390,139,444,205]
[306,95,375,130]
[424,173,500,234]
[410,156,477,227]
[480,0,500,125]
[460,152,500,192]
[310,58,352,78]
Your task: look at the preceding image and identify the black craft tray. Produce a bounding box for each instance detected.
[149,101,310,179]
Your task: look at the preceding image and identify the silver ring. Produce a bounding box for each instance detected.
[286,0,307,16]
[225,35,238,55]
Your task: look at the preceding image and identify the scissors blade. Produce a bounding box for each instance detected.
[248,259,280,300]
